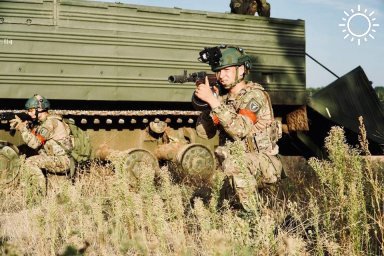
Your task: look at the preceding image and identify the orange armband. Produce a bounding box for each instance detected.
[239,109,258,124]
[212,115,220,125]
[32,129,47,145]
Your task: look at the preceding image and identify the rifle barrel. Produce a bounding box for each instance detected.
[168,75,188,83]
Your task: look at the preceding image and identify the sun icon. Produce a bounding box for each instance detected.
[339,5,380,46]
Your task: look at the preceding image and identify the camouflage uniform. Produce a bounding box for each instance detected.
[197,82,282,210]
[230,0,271,17]
[19,114,73,191]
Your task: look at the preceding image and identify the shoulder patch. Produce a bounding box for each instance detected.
[246,99,261,113]
[38,127,50,139]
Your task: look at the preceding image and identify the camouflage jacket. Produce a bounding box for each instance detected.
[20,114,73,156]
[197,82,280,155]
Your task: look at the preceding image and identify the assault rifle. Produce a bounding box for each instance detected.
[168,70,219,110]
[0,111,34,135]
[0,111,33,123]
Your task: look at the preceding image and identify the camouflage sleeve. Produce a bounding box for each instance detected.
[211,89,267,140]
[20,126,43,149]
[237,88,266,112]
[20,120,55,149]
[240,88,272,130]
[210,105,253,140]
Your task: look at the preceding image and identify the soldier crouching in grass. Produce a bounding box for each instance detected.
[9,94,73,195]
[195,45,282,213]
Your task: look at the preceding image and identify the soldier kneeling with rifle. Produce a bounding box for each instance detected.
[194,45,282,212]
[9,94,74,195]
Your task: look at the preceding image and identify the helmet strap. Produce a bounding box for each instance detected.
[225,66,244,89]
[34,108,47,123]
[33,109,39,123]
[234,66,244,84]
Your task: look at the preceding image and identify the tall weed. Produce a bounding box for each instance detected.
[1,125,383,255]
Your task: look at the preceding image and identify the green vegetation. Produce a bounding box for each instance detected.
[1,124,383,255]
[306,87,323,96]
[375,86,384,103]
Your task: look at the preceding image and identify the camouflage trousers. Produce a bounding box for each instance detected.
[22,153,71,193]
[219,151,282,211]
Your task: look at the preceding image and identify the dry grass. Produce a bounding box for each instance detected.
[0,124,383,255]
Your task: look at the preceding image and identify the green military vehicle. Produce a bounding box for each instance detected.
[1,0,383,183]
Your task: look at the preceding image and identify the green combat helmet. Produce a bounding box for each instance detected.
[198,45,252,88]
[25,94,50,110]
[198,45,252,72]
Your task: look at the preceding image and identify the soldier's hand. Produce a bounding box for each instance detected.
[195,76,220,108]
[9,115,27,131]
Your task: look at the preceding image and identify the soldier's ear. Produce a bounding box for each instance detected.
[239,65,246,76]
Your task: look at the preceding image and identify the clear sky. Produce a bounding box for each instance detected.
[100,0,383,88]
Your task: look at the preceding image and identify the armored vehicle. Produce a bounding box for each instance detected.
[1,0,383,183]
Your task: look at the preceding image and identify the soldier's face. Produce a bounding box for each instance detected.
[27,108,37,119]
[216,65,245,88]
[27,108,46,121]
